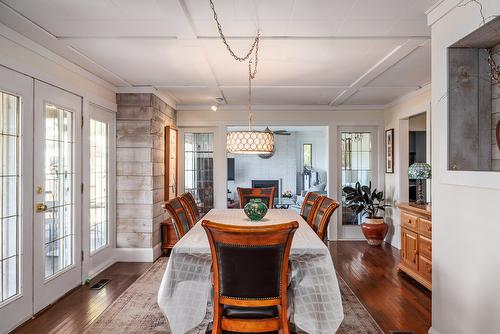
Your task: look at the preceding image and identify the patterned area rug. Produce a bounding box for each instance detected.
[85,257,382,334]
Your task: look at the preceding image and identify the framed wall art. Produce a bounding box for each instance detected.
[385,128,394,174]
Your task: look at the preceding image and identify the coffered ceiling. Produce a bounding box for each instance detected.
[0,0,437,109]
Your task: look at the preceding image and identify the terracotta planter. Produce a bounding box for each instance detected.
[361,218,388,246]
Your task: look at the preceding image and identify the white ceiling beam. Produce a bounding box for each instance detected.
[176,104,386,111]
[329,38,429,106]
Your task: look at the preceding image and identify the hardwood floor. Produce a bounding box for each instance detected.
[12,262,152,334]
[11,242,431,334]
[329,241,431,334]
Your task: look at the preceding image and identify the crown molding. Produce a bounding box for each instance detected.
[116,86,178,109]
[384,83,431,109]
[176,104,385,112]
[426,0,462,26]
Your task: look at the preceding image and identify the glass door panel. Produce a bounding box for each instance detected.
[90,119,108,252]
[184,133,214,215]
[341,132,372,225]
[0,91,20,303]
[44,105,74,278]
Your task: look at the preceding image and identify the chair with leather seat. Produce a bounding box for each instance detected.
[181,191,201,221]
[164,197,196,240]
[237,187,276,209]
[299,191,322,222]
[202,220,299,334]
[307,196,340,241]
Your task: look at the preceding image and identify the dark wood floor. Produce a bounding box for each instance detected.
[12,262,152,334]
[12,242,431,334]
[329,241,431,334]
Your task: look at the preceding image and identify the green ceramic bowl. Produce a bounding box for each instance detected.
[243,199,268,221]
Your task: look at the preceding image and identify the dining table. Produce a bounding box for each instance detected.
[157,209,344,334]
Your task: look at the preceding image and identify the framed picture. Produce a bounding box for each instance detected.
[165,126,178,200]
[385,128,394,174]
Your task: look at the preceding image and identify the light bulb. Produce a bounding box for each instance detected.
[211,105,218,112]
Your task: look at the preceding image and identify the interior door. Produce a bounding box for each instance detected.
[0,66,34,333]
[33,81,82,313]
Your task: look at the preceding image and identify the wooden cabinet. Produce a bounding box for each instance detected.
[397,202,432,290]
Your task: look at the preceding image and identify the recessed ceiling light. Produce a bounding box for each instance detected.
[211,105,218,112]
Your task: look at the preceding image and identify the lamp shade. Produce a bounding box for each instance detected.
[226,130,274,154]
[408,163,431,179]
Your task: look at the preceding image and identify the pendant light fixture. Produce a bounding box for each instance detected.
[209,0,274,154]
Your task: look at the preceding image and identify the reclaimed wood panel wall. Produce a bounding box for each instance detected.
[493,45,500,171]
[116,93,176,248]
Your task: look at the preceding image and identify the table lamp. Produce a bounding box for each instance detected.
[408,163,431,204]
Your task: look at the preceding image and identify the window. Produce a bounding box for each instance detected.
[341,132,372,225]
[0,91,20,302]
[303,144,312,168]
[90,119,108,252]
[184,133,214,214]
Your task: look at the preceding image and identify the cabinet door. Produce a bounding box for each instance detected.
[402,229,418,271]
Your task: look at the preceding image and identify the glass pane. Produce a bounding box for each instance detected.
[0,91,20,303]
[341,132,372,225]
[44,104,74,279]
[90,119,108,252]
[184,133,214,215]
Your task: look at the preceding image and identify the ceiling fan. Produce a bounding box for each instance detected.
[258,127,291,159]
[264,126,291,136]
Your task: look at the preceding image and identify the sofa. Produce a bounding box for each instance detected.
[290,183,327,213]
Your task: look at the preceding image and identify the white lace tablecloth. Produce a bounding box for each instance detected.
[158,209,344,334]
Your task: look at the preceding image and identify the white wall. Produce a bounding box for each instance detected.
[295,128,328,186]
[428,1,500,333]
[177,109,384,239]
[383,88,431,248]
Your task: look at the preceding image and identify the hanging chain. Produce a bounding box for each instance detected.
[209,0,260,130]
[487,48,500,88]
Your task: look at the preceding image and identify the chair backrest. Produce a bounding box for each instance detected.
[308,197,340,240]
[202,220,298,307]
[164,197,196,239]
[237,187,276,208]
[300,191,321,222]
[180,192,200,220]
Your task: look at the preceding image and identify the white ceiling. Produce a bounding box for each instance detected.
[0,0,437,108]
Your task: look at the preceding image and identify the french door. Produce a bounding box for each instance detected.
[337,126,379,240]
[0,66,34,333]
[33,81,82,313]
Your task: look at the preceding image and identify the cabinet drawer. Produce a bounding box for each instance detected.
[401,212,418,230]
[418,218,432,237]
[418,235,432,260]
[418,255,432,283]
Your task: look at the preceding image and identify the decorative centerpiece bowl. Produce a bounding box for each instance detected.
[244,199,268,221]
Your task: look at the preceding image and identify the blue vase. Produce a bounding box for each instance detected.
[244,199,268,221]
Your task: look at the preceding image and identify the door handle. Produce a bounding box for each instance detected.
[36,203,48,212]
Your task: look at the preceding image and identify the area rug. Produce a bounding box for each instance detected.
[85,257,382,334]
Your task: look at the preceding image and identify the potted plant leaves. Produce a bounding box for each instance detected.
[342,182,389,246]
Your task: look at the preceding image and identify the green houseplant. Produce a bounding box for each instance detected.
[342,182,389,246]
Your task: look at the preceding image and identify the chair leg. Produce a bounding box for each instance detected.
[212,303,222,334]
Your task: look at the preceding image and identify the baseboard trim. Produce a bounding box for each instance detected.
[114,247,155,262]
[428,326,440,334]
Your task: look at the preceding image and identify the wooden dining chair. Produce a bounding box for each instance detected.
[237,187,276,209]
[300,191,322,222]
[202,220,299,334]
[180,192,201,221]
[307,197,340,241]
[164,197,196,240]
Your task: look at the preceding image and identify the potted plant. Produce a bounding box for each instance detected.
[342,182,389,246]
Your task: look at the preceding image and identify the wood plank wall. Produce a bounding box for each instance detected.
[116,93,176,249]
[493,45,500,171]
